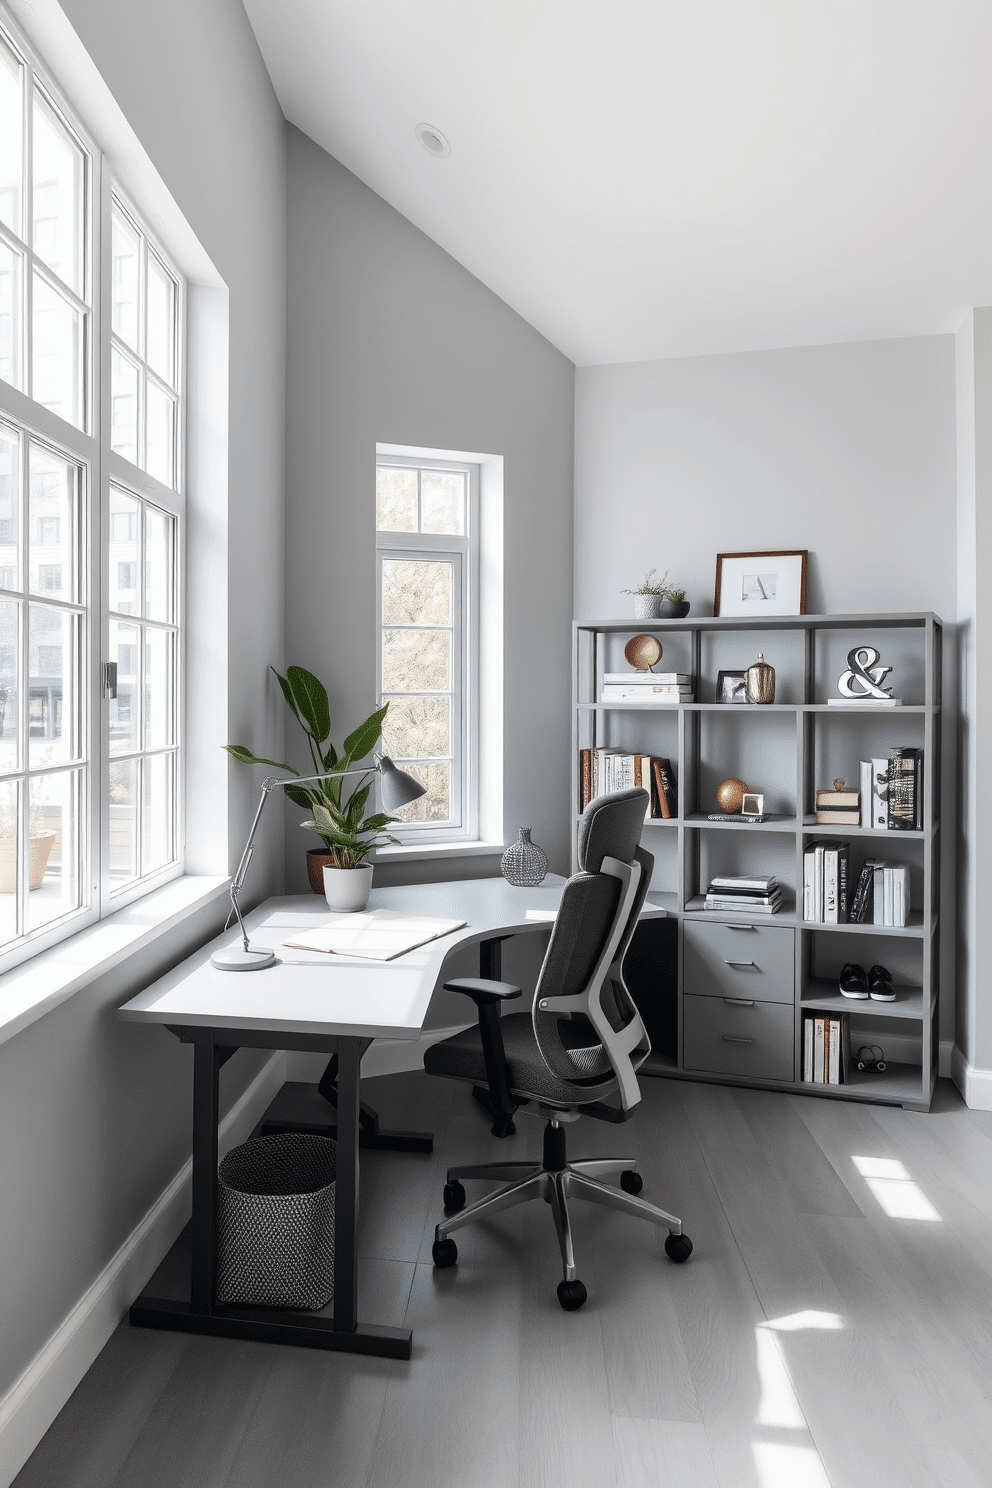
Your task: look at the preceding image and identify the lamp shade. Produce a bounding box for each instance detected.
[378,755,427,812]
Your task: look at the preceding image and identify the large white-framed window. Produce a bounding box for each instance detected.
[375,454,479,842]
[0,7,184,972]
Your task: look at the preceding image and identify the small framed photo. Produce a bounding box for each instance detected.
[716,669,747,703]
[714,550,808,617]
[741,793,764,815]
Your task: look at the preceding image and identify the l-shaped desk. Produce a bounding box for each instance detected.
[120,876,665,1359]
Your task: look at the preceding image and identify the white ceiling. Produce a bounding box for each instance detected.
[242,0,992,367]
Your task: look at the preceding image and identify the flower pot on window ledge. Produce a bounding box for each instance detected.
[0,832,57,893]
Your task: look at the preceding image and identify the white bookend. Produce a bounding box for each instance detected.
[828,1018,841,1084]
[871,758,889,831]
[860,760,873,829]
[823,846,839,924]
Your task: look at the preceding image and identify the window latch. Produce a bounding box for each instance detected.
[103,662,117,700]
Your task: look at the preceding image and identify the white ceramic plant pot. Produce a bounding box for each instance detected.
[323,863,373,913]
[632,594,661,619]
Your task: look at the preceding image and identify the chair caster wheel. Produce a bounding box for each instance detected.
[620,1170,643,1195]
[443,1180,466,1213]
[432,1237,458,1268]
[557,1279,587,1311]
[665,1232,692,1264]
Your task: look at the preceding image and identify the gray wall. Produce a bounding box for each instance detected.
[0,0,287,1403]
[574,336,958,1043]
[284,127,575,891]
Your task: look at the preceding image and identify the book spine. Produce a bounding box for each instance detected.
[871,759,889,830]
[804,1016,814,1083]
[828,1018,841,1085]
[580,749,591,812]
[888,751,917,830]
[860,760,873,829]
[814,1017,825,1084]
[659,758,677,816]
[814,845,825,922]
[803,848,815,922]
[874,863,885,925]
[914,751,924,831]
[840,1014,851,1083]
[837,843,850,923]
[823,847,839,924]
[652,758,673,819]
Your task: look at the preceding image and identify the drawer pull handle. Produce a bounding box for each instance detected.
[722,1034,754,1044]
[723,959,756,967]
[723,997,755,1006]
[726,923,756,931]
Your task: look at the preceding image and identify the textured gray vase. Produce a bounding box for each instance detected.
[501,828,548,887]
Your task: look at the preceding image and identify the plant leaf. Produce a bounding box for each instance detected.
[347,783,371,827]
[287,666,331,744]
[271,667,306,731]
[359,812,396,833]
[342,703,388,764]
[322,740,339,770]
[282,783,316,810]
[223,744,299,773]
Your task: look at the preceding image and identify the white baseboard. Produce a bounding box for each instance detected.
[0,1051,288,1488]
[950,1044,992,1110]
[285,1023,473,1084]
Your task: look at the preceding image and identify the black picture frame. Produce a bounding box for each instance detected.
[716,670,747,704]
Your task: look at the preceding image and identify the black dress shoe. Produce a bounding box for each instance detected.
[839,962,869,999]
[868,965,895,1001]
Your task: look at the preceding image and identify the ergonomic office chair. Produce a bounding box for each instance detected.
[425,788,692,1310]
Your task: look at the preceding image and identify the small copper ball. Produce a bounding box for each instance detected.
[716,778,749,814]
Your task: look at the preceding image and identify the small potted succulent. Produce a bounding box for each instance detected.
[621,568,668,619]
[226,666,402,911]
[660,584,690,619]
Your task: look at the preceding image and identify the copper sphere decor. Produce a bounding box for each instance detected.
[716,778,750,814]
[623,634,663,671]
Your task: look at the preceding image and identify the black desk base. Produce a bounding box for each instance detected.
[259,1050,433,1153]
[129,1296,412,1359]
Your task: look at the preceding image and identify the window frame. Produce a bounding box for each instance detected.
[375,454,480,845]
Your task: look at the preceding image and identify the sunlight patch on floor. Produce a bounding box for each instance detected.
[754,1328,806,1429]
[763,1309,844,1332]
[852,1155,942,1220]
[752,1441,832,1488]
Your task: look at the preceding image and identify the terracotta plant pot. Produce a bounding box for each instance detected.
[0,832,57,892]
[306,849,338,895]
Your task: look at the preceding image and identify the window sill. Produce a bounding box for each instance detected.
[371,840,505,865]
[0,875,230,1048]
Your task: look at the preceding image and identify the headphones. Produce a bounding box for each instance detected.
[856,1045,886,1072]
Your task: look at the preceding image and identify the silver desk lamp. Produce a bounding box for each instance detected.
[212,754,427,971]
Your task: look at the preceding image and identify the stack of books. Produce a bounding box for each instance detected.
[848,858,911,926]
[704,875,782,914]
[579,749,676,819]
[600,671,694,704]
[803,1013,851,1084]
[858,749,923,830]
[814,785,860,826]
[803,841,851,923]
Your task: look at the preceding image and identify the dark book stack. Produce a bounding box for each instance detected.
[704,875,782,915]
[887,747,923,831]
[578,750,677,819]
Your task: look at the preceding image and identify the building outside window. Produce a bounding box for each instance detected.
[0,9,184,969]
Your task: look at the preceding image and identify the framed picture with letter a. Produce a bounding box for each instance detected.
[714,550,808,617]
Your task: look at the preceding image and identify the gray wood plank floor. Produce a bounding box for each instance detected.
[15,1072,992,1488]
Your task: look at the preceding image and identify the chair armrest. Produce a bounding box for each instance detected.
[443,977,523,1007]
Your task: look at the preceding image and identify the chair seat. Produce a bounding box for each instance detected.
[424,1013,600,1106]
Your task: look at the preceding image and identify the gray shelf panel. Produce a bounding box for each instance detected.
[574,815,679,826]
[796,1062,925,1104]
[575,612,939,634]
[801,978,928,1020]
[802,911,926,939]
[645,891,679,915]
[577,701,934,713]
[801,819,925,839]
[683,895,796,926]
[685,813,797,832]
[804,703,931,713]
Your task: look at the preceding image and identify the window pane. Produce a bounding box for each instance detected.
[142,751,174,874]
[32,273,82,427]
[0,241,21,390]
[144,627,173,748]
[381,628,450,693]
[0,40,22,237]
[381,694,450,760]
[109,618,138,755]
[144,505,173,621]
[0,777,18,945]
[376,467,416,531]
[145,379,174,487]
[0,424,19,589]
[146,252,175,386]
[111,208,139,351]
[29,604,78,767]
[109,757,137,884]
[111,348,138,462]
[27,769,79,931]
[30,443,76,600]
[109,490,139,613]
[389,762,450,823]
[382,559,451,626]
[32,95,83,296]
[420,470,465,534]
[0,597,19,771]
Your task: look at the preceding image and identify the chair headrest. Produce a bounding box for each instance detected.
[576,788,649,874]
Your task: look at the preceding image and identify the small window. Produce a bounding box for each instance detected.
[37,515,59,544]
[117,560,135,590]
[38,561,60,590]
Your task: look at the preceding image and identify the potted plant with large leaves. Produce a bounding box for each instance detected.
[225,666,402,911]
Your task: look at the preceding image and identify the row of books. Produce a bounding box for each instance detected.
[815,750,923,830]
[803,842,911,926]
[579,749,677,818]
[803,1013,851,1084]
[600,671,695,704]
[704,874,782,914]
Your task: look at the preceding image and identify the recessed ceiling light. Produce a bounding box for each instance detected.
[415,122,451,158]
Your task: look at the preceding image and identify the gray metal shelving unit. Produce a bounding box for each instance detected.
[573,611,942,1111]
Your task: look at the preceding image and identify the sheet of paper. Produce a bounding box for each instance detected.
[282,909,467,962]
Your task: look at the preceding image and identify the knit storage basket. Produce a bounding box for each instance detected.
[216,1133,336,1309]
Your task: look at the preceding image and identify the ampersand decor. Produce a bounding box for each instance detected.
[836,646,893,701]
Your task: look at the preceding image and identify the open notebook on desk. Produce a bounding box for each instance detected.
[282,908,467,962]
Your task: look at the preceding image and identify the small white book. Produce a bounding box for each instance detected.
[283,910,466,961]
[859,760,873,829]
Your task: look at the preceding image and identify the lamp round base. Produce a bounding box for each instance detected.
[211,945,277,972]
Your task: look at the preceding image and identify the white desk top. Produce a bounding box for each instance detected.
[119,876,667,1042]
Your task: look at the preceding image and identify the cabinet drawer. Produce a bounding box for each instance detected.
[683,994,794,1082]
[683,919,794,1005]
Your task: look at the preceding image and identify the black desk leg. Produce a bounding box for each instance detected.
[191,1030,220,1314]
[333,1037,362,1334]
[260,1050,433,1155]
